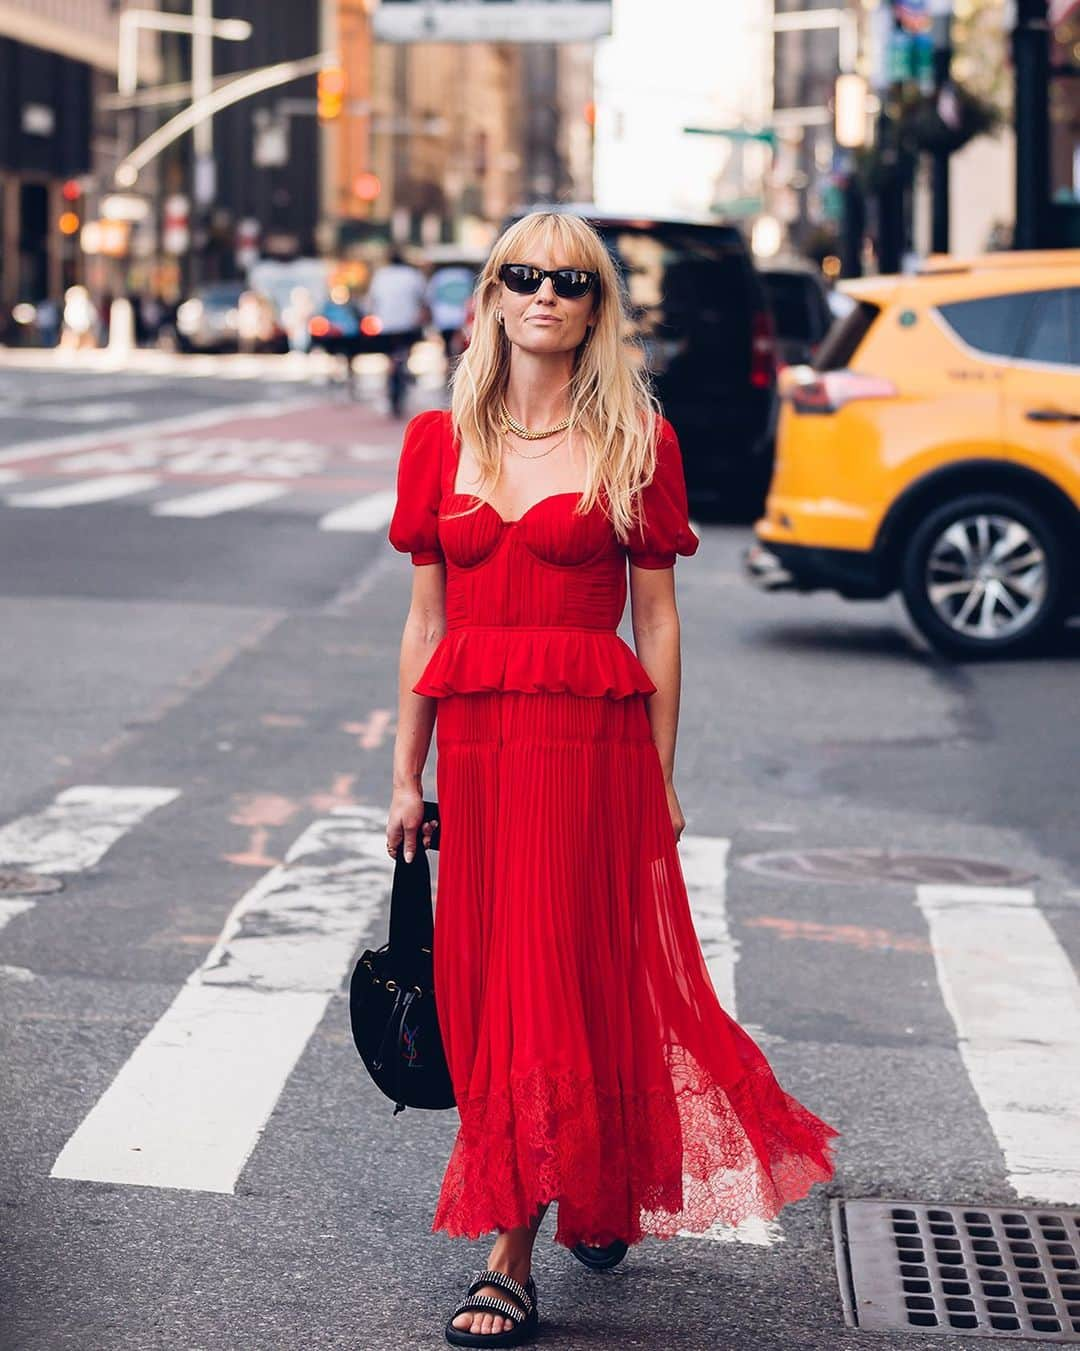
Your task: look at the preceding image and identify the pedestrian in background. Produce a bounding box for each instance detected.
[366,248,428,417]
[386,211,840,1346]
[425,262,475,367]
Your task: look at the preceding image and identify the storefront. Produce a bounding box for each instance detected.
[0,36,91,307]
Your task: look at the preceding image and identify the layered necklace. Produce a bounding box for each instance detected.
[499,399,571,442]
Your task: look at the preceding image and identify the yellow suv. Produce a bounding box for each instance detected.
[744,251,1080,657]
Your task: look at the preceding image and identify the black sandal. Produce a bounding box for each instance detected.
[444,1267,539,1347]
[570,1239,629,1271]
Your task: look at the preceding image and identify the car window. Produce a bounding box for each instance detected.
[762,273,820,341]
[1018,289,1072,366]
[597,225,757,388]
[813,300,880,371]
[936,292,1037,358]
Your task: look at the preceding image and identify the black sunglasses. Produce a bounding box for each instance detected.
[499,263,599,300]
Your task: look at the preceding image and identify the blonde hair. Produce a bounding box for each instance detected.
[449,211,660,541]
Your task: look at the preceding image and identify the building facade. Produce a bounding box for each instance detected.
[0,0,133,306]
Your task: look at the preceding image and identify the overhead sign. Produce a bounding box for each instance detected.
[373,0,611,42]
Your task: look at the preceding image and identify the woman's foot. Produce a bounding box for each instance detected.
[450,1251,532,1336]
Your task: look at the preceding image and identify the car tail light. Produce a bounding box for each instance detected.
[787,367,898,414]
[360,314,383,337]
[309,316,338,338]
[750,310,776,389]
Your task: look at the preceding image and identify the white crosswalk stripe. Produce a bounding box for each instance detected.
[917,883,1080,1204]
[151,481,290,517]
[0,786,179,935]
[5,474,161,507]
[0,479,405,531]
[0,899,36,937]
[7,787,1078,1230]
[50,806,390,1194]
[0,785,179,873]
[680,834,784,1246]
[317,489,397,532]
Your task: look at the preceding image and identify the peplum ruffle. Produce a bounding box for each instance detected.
[413,626,658,700]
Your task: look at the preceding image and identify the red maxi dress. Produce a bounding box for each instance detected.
[388,409,839,1249]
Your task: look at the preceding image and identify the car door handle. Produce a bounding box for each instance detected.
[1025,408,1080,423]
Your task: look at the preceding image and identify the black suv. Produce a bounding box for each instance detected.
[504,205,779,516]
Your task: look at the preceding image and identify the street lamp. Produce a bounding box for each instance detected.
[117,10,253,100]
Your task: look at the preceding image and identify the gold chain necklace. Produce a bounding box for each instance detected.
[499,400,571,441]
[501,428,570,460]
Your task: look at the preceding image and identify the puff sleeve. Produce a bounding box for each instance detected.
[387,409,446,566]
[626,417,700,569]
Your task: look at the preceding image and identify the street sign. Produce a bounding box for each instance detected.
[163,194,190,256]
[101,194,151,223]
[373,0,611,42]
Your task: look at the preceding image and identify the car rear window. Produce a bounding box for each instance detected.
[595,223,759,382]
[762,272,822,341]
[813,300,880,371]
[936,291,1037,358]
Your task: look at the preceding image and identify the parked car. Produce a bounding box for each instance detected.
[759,259,835,369]
[744,249,1080,658]
[503,204,779,516]
[173,282,286,353]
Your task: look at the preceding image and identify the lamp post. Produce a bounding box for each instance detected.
[116,7,253,290]
[1013,0,1051,249]
[929,1,954,255]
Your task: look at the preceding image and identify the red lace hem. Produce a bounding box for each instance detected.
[430,1052,840,1249]
[413,627,658,700]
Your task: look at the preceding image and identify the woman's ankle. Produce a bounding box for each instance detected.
[486,1240,533,1279]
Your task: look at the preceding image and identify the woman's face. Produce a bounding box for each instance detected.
[498,244,596,357]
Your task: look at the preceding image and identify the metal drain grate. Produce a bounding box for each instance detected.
[833,1199,1080,1340]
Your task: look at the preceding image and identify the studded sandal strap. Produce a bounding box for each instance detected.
[468,1269,534,1316]
[452,1294,526,1324]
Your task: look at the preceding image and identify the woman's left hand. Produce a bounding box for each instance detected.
[665,779,685,844]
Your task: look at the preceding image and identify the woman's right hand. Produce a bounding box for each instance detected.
[386,785,438,863]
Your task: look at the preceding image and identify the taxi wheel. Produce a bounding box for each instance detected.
[900,492,1065,659]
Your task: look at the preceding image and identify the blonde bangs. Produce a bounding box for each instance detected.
[448,211,661,540]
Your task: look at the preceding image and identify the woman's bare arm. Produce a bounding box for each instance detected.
[388,562,447,861]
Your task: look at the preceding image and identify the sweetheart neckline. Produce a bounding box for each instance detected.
[442,490,587,527]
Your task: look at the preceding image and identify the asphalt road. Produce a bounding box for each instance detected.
[1,360,1078,1351]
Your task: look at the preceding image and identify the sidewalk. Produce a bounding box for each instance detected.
[0,339,450,394]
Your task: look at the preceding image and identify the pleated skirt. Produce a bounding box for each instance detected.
[431,690,839,1249]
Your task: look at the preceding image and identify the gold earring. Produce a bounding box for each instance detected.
[496,310,503,324]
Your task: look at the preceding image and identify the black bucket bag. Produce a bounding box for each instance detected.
[349,800,456,1115]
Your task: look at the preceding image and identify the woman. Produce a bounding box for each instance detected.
[386,211,839,1347]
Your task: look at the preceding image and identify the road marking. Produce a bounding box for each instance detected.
[678,836,784,1246]
[50,807,390,1194]
[0,899,36,935]
[681,834,736,1016]
[341,710,394,750]
[32,401,140,424]
[318,489,397,532]
[744,915,932,954]
[151,482,290,517]
[0,786,179,873]
[6,474,160,508]
[917,884,1080,1203]
[0,397,307,465]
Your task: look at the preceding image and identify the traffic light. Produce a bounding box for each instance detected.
[317,66,345,122]
[59,180,82,237]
